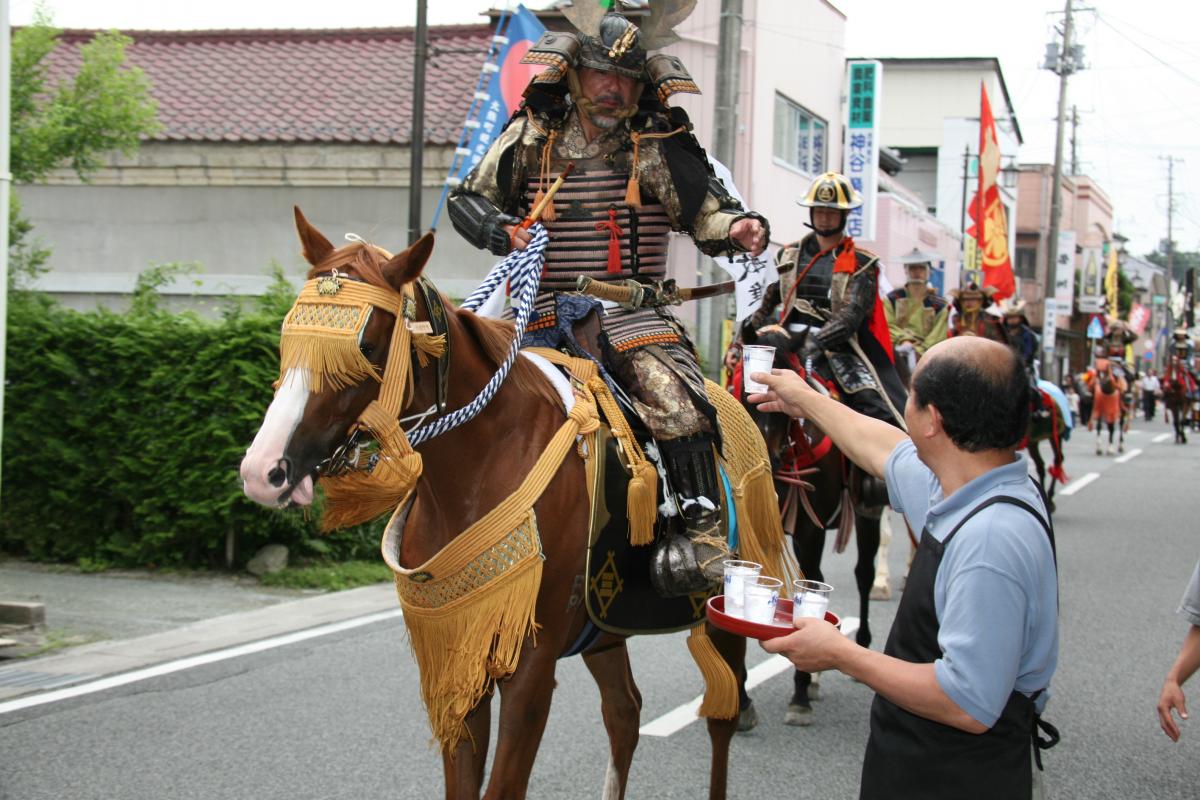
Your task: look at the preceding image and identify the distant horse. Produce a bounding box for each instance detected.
[240,209,767,800]
[739,325,883,727]
[1162,362,1192,444]
[1085,358,1128,455]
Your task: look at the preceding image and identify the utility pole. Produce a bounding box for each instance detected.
[699,0,742,377]
[1159,155,1182,284]
[960,144,973,263]
[1069,105,1080,175]
[1043,0,1082,374]
[0,0,11,491]
[408,0,428,246]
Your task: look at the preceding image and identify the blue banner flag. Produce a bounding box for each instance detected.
[453,6,546,183]
[431,5,546,230]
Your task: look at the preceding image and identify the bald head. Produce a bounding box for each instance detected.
[911,336,1030,452]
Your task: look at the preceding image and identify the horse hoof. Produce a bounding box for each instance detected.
[870,583,892,601]
[1095,447,1102,455]
[736,703,759,733]
[784,704,813,726]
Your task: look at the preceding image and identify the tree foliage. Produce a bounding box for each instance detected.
[1145,248,1200,287]
[10,9,160,184]
[8,8,161,283]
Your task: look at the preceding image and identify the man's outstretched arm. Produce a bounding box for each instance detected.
[748,368,906,478]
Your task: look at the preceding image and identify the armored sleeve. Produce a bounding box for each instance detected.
[815,264,877,350]
[645,126,770,258]
[447,116,533,255]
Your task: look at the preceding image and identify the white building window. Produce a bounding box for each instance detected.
[773,93,827,175]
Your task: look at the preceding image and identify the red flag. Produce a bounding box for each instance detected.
[966,83,1016,300]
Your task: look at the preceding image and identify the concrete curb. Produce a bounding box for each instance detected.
[0,583,399,703]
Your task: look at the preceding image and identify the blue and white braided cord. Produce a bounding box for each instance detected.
[406,224,548,446]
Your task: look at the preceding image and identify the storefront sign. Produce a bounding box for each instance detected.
[844,60,881,241]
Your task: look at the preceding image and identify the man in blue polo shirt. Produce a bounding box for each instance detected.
[749,336,1058,800]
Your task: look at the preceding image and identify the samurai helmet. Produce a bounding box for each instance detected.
[899,248,936,280]
[996,297,1028,318]
[521,1,700,104]
[797,172,863,210]
[950,282,997,310]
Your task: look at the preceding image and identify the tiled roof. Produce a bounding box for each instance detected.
[39,26,495,145]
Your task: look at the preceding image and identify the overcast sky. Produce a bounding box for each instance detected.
[9,0,1199,258]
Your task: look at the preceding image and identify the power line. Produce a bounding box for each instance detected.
[1097,14,1200,89]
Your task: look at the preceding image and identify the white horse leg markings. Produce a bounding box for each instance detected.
[240,368,314,506]
[602,756,620,800]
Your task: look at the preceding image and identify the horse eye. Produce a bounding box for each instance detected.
[360,341,376,358]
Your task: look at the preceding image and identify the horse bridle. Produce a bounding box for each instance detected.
[283,271,451,486]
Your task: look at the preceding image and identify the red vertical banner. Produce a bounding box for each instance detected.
[966,83,1016,300]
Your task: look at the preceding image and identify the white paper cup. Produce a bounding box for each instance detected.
[742,345,776,395]
[743,576,784,624]
[791,579,833,624]
[722,560,762,619]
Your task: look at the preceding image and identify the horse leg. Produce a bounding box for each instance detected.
[582,637,641,800]
[704,625,745,800]
[1094,425,1103,455]
[852,509,881,650]
[481,646,560,800]
[442,697,493,800]
[786,520,826,726]
[870,512,892,601]
[1028,440,1046,494]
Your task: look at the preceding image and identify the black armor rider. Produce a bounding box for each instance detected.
[447,4,769,597]
[745,172,908,430]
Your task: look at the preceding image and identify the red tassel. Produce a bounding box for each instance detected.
[834,237,858,274]
[596,207,623,274]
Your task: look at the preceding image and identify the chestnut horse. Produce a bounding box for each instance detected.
[738,325,882,726]
[1163,360,1193,444]
[240,210,746,800]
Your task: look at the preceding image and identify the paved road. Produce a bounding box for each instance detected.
[2,422,1198,799]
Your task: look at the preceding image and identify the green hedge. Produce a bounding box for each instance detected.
[0,277,383,569]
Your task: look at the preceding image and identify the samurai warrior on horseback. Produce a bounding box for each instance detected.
[447,0,769,596]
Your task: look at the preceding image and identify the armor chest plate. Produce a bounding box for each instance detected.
[526,163,670,293]
[783,250,835,308]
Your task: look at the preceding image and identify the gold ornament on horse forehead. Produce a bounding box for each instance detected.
[316,269,343,296]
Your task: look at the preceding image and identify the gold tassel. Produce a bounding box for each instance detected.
[399,555,543,752]
[733,462,795,585]
[277,330,379,392]
[624,173,642,209]
[411,332,446,368]
[540,190,558,223]
[320,449,423,530]
[625,131,642,208]
[626,460,658,546]
[689,624,739,719]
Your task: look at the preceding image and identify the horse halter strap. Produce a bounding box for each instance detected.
[279,273,446,472]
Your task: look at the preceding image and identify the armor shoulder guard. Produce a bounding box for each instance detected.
[646,53,701,104]
[886,288,906,302]
[929,294,949,311]
[854,247,881,268]
[775,242,803,268]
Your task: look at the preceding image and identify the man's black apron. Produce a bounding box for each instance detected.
[860,484,1059,800]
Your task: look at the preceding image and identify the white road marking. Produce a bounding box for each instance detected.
[1059,472,1100,496]
[1153,433,1172,444]
[640,617,861,738]
[1125,429,1143,435]
[1114,448,1143,464]
[0,609,404,716]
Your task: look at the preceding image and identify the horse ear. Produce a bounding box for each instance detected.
[382,231,436,290]
[294,206,334,266]
[741,325,758,345]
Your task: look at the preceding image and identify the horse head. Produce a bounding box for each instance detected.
[740,323,812,469]
[240,206,435,513]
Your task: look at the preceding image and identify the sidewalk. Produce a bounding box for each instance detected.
[0,561,398,703]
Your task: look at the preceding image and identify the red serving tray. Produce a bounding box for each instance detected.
[706,595,841,641]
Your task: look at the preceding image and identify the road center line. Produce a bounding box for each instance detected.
[640,617,861,737]
[0,609,404,716]
[1114,448,1143,464]
[1059,472,1100,496]
[1152,433,1172,444]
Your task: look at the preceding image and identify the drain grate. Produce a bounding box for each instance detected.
[0,668,95,690]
